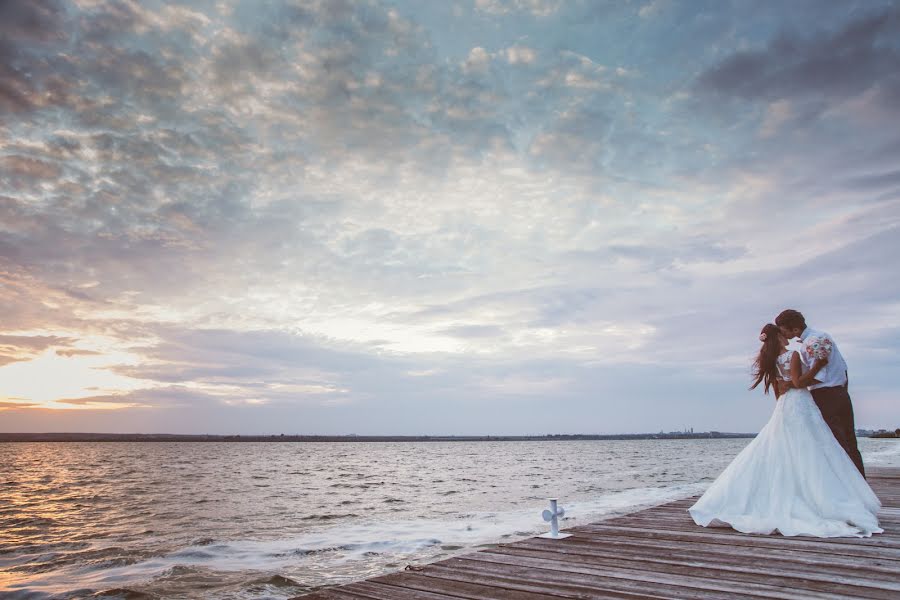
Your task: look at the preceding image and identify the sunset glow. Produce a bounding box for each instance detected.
[2,0,898,434]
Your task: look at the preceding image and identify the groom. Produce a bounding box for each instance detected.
[776,309,866,478]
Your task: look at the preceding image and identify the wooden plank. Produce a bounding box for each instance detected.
[300,589,370,600]
[576,524,900,559]
[596,517,900,548]
[648,505,900,522]
[607,509,900,531]
[408,562,671,600]
[539,533,900,573]
[604,514,900,539]
[332,580,463,600]
[295,466,900,599]
[611,510,900,528]
[492,546,900,597]
[489,540,900,597]
[460,550,855,600]
[418,555,765,600]
[371,570,597,600]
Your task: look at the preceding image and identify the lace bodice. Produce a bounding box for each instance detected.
[776,351,794,381]
[777,350,812,381]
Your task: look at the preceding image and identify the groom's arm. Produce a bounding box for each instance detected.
[775,379,793,395]
[790,352,828,388]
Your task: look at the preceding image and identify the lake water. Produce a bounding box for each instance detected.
[3,438,899,599]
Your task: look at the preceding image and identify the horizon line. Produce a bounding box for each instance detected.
[0,431,779,442]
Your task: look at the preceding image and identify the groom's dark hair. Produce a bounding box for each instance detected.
[775,309,806,331]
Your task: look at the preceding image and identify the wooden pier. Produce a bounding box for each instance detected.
[298,467,900,599]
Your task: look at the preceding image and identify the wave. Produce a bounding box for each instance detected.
[21,483,701,594]
[863,439,900,466]
[1,482,702,598]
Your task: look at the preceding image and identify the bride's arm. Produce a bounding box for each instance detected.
[789,351,828,388]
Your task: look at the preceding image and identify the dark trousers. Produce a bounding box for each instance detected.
[810,383,866,478]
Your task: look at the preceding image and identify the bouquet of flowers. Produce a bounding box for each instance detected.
[805,336,833,361]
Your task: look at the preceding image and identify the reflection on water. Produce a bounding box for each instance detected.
[1,439,898,599]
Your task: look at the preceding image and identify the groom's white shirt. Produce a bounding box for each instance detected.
[799,326,848,390]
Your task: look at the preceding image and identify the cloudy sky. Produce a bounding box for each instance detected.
[1,0,898,435]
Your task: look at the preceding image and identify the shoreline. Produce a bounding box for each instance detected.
[0,432,758,442]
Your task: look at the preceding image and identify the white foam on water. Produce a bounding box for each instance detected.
[155,482,703,572]
[863,439,900,466]
[2,483,702,596]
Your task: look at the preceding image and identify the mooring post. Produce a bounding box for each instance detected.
[540,497,571,539]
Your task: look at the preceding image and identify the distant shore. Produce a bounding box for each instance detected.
[0,432,759,442]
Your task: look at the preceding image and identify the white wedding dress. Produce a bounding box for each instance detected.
[689,350,882,537]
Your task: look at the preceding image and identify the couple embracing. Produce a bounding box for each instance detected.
[689,309,882,538]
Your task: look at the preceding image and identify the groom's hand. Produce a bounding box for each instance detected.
[775,380,792,396]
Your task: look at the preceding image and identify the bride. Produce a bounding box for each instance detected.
[689,323,882,537]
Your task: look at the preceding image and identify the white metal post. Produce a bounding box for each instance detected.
[540,497,571,539]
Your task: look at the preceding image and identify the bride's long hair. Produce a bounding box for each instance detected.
[750,323,782,395]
